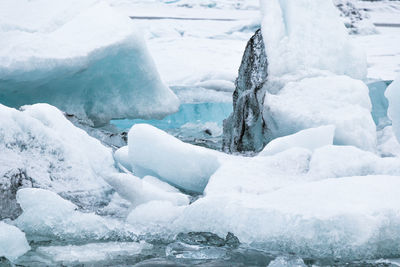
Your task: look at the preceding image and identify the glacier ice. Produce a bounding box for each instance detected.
[128,124,220,193]
[385,75,400,143]
[114,146,132,171]
[258,125,335,156]
[0,221,30,262]
[35,241,151,264]
[0,103,117,219]
[15,188,136,241]
[102,173,189,208]
[0,0,179,125]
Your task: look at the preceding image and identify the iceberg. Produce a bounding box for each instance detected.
[15,188,135,241]
[0,0,179,126]
[0,221,30,262]
[0,103,116,220]
[128,124,220,193]
[385,75,400,143]
[258,125,335,156]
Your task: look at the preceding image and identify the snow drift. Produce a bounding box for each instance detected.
[0,0,179,125]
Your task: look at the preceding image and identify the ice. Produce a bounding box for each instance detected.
[175,175,400,259]
[0,0,179,125]
[35,241,151,264]
[309,145,400,179]
[15,188,135,241]
[128,124,220,193]
[268,256,306,267]
[0,222,30,262]
[102,173,189,208]
[368,80,391,129]
[258,125,335,156]
[0,103,116,219]
[264,75,377,151]
[377,126,400,157]
[385,75,400,143]
[126,200,185,228]
[114,146,132,171]
[260,0,366,80]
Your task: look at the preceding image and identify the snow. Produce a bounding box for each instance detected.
[0,0,179,125]
[15,188,135,241]
[264,75,377,151]
[0,222,30,262]
[128,124,220,193]
[258,125,335,156]
[385,75,400,143]
[0,103,116,215]
[102,173,189,207]
[35,241,151,264]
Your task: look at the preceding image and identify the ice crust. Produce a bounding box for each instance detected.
[0,103,117,218]
[0,221,30,262]
[0,0,179,125]
[128,124,220,193]
[385,75,400,143]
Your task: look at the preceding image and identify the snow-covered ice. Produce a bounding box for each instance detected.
[385,75,400,143]
[0,0,179,125]
[103,173,189,207]
[258,125,335,156]
[35,241,151,264]
[0,103,117,219]
[15,188,135,241]
[128,124,220,193]
[0,221,30,262]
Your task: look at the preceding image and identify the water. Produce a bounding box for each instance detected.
[111,102,232,150]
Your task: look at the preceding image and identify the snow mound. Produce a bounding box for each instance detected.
[15,188,135,241]
[0,103,116,219]
[103,173,189,208]
[385,75,400,143]
[175,175,400,259]
[0,221,30,262]
[259,125,335,156]
[0,0,179,125]
[264,75,376,151]
[128,124,220,193]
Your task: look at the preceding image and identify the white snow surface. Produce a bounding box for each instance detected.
[0,0,179,125]
[0,103,116,210]
[385,75,400,143]
[0,222,30,262]
[259,125,335,156]
[128,124,220,193]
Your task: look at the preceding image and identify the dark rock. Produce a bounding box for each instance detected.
[223,29,268,153]
[225,232,240,248]
[0,168,33,220]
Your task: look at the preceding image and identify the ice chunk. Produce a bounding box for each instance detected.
[103,173,189,207]
[377,126,400,157]
[309,145,400,179]
[264,76,376,151]
[385,75,400,143]
[128,124,220,193]
[0,103,116,219]
[0,222,30,262]
[15,188,134,241]
[114,146,132,172]
[259,125,335,156]
[127,201,185,227]
[35,241,151,264]
[205,148,312,196]
[0,0,179,125]
[175,175,400,259]
[260,0,366,80]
